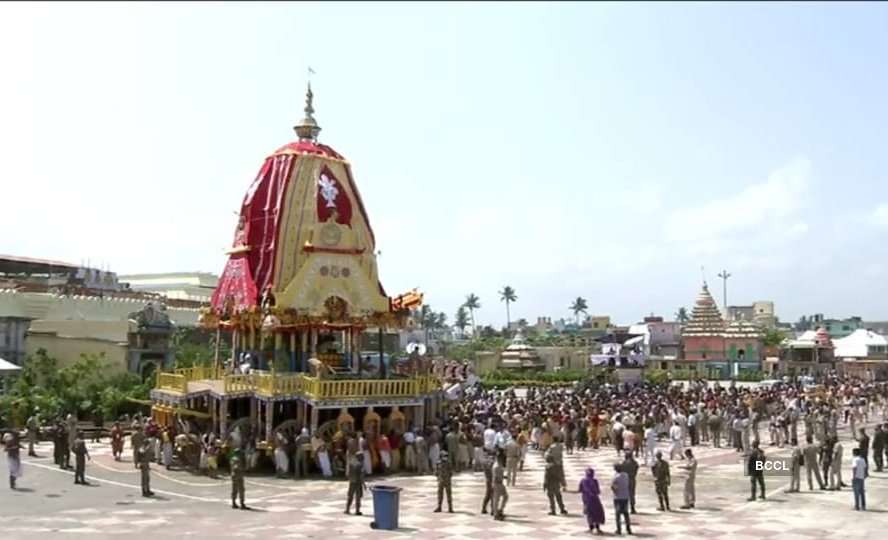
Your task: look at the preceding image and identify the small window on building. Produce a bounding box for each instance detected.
[660,362,668,370]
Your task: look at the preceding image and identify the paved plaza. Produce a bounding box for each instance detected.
[2,421,886,539]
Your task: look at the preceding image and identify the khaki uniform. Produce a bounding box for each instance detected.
[622,455,639,513]
[435,457,453,512]
[138,440,153,496]
[346,457,365,514]
[505,440,521,486]
[789,447,802,492]
[73,436,89,484]
[652,458,671,510]
[543,461,566,514]
[803,441,825,490]
[231,454,246,508]
[26,415,39,457]
[131,430,145,469]
[681,457,697,507]
[492,460,508,519]
[481,455,494,513]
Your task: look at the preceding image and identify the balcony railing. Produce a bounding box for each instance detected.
[176,366,223,382]
[157,372,187,393]
[159,370,440,400]
[224,374,256,394]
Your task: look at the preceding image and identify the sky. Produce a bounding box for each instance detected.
[2,2,888,328]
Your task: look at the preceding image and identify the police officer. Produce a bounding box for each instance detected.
[492,448,508,520]
[72,431,91,485]
[543,454,567,515]
[679,448,696,509]
[788,443,802,493]
[139,439,154,497]
[433,450,453,513]
[481,449,494,514]
[131,425,145,470]
[708,408,723,449]
[747,441,766,501]
[58,421,71,470]
[872,424,886,472]
[651,450,671,511]
[622,451,639,514]
[345,451,366,515]
[230,451,246,509]
[26,411,40,457]
[803,435,825,490]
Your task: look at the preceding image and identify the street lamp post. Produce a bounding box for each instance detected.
[717,270,732,378]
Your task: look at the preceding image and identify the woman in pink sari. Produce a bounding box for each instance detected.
[578,467,605,534]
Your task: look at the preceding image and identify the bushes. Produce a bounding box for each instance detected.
[736,370,765,382]
[479,368,600,390]
[0,349,149,428]
[643,369,671,386]
[482,369,586,383]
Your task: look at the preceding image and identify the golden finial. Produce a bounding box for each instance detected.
[294,76,321,142]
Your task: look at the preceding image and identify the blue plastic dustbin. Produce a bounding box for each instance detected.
[369,485,402,530]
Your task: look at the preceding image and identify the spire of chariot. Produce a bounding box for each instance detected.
[294,80,322,142]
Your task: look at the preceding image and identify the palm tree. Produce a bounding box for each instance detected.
[420,305,434,345]
[675,307,690,324]
[499,286,517,331]
[569,297,588,326]
[464,293,480,336]
[454,306,469,336]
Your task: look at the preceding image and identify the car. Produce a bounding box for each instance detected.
[758,379,782,388]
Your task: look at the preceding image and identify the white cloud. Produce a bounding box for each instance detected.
[663,158,812,257]
[865,203,888,227]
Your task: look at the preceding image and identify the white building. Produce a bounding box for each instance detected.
[834,329,888,380]
[119,272,218,303]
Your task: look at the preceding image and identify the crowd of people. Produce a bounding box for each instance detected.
[4,372,887,531]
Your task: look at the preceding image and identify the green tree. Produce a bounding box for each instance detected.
[172,327,223,369]
[499,286,517,331]
[455,305,469,336]
[570,297,588,326]
[464,293,481,337]
[762,328,787,347]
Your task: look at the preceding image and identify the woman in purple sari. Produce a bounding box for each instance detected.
[578,467,605,534]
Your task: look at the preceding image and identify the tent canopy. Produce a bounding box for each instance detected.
[0,357,22,374]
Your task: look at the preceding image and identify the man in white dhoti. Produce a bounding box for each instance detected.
[644,424,657,466]
[669,421,684,461]
[274,431,290,478]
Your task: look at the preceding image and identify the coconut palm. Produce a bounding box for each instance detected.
[499,286,517,331]
[464,293,481,337]
[570,297,588,326]
[454,306,469,336]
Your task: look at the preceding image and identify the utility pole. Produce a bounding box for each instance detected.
[717,269,732,378]
[717,270,731,318]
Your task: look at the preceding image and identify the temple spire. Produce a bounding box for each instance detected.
[294,81,322,142]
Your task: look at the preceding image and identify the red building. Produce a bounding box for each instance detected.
[679,283,763,378]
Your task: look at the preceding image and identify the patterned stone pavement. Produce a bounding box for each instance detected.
[2,420,886,539]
